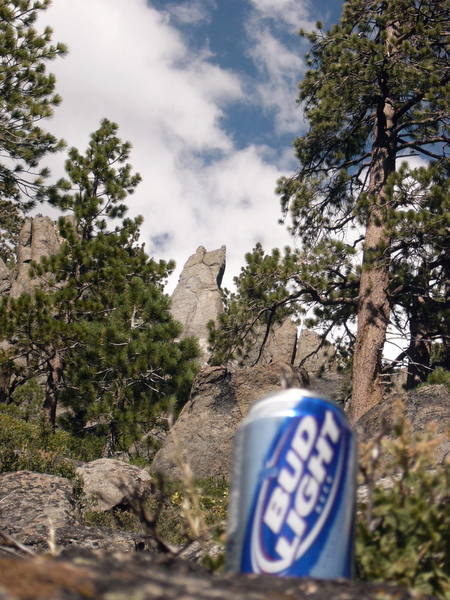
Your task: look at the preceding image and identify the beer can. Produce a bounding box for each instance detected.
[226,388,356,578]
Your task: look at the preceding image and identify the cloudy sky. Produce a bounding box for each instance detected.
[41,0,343,291]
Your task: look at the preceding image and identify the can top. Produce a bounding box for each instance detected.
[243,387,334,424]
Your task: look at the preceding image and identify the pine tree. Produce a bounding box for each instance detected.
[387,162,449,387]
[211,0,449,422]
[279,0,449,421]
[208,240,359,368]
[0,120,199,451]
[0,0,66,262]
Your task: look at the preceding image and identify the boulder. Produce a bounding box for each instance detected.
[9,217,62,298]
[151,362,304,480]
[76,458,152,511]
[0,470,156,556]
[356,384,450,465]
[0,550,435,600]
[0,471,75,548]
[170,245,225,359]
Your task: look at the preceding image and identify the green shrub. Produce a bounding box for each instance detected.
[81,475,229,560]
[83,506,143,532]
[0,412,102,477]
[8,379,44,422]
[131,477,228,548]
[423,367,450,392]
[356,400,450,598]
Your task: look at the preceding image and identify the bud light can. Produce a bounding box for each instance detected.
[226,388,356,578]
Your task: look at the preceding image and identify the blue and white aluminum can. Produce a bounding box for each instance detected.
[226,388,356,578]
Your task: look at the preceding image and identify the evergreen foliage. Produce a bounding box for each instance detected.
[210,0,449,419]
[0,0,66,263]
[209,241,359,366]
[0,412,95,476]
[0,119,199,453]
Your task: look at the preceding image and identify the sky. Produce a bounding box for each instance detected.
[40,0,343,292]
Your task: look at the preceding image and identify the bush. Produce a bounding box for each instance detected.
[0,412,102,477]
[423,367,450,392]
[83,506,143,532]
[356,400,450,598]
[8,379,44,422]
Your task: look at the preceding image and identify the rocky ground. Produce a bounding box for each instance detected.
[0,550,437,600]
[1,379,448,600]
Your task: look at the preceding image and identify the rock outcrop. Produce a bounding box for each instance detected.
[239,326,345,396]
[356,384,450,465]
[9,217,62,298]
[170,246,226,359]
[296,329,337,375]
[296,329,347,402]
[151,328,346,481]
[151,362,305,480]
[0,471,75,548]
[75,458,152,512]
[0,258,10,295]
[238,317,299,366]
[0,470,156,555]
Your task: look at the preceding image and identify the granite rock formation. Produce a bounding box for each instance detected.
[0,470,156,555]
[152,377,448,482]
[9,217,62,298]
[308,371,347,402]
[0,471,75,548]
[0,258,10,295]
[238,317,299,366]
[75,458,152,512]
[295,329,346,401]
[296,329,337,375]
[356,384,450,464]
[239,325,345,399]
[170,246,226,360]
[151,362,305,480]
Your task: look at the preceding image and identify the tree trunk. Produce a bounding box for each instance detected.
[351,25,397,423]
[43,353,62,430]
[0,367,11,403]
[351,208,392,423]
[405,315,431,389]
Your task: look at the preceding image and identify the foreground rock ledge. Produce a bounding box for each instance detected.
[0,551,435,600]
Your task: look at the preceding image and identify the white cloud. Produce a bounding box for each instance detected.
[38,0,294,292]
[248,0,313,32]
[44,0,241,153]
[244,0,313,135]
[146,143,293,290]
[165,0,217,25]
[246,22,306,134]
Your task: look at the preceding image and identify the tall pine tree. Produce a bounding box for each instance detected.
[210,0,449,422]
[279,0,449,420]
[0,0,66,263]
[0,120,199,452]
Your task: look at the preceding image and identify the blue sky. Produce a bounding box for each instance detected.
[42,0,343,290]
[153,0,342,150]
